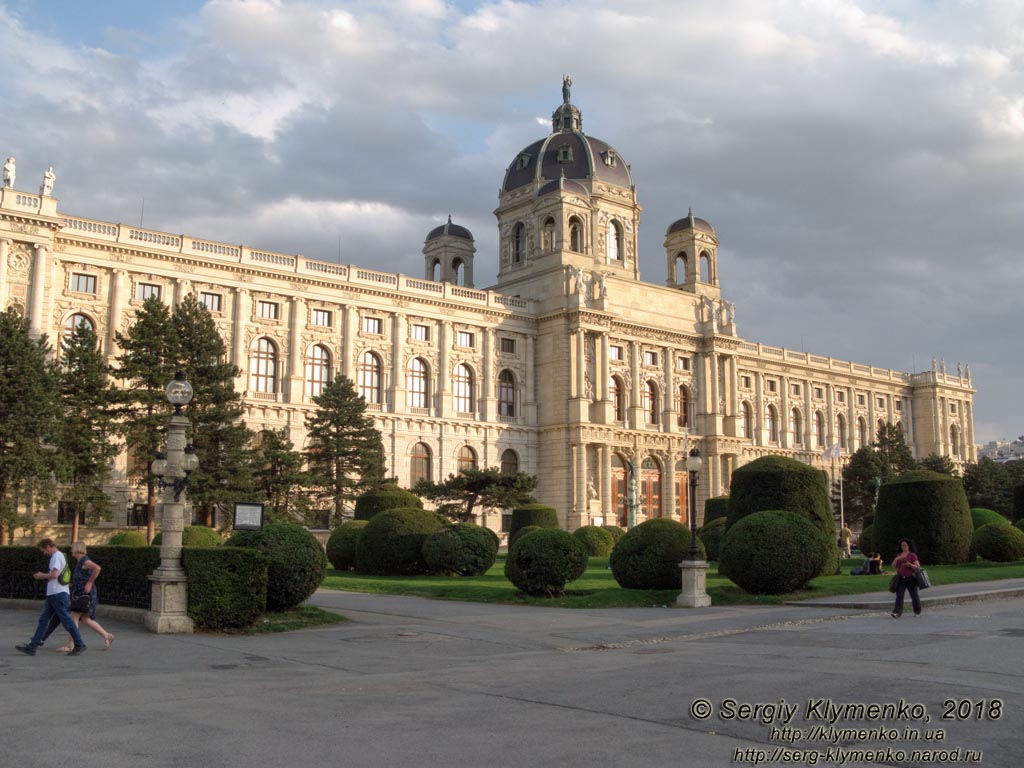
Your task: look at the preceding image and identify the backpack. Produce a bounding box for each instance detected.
[58,561,72,585]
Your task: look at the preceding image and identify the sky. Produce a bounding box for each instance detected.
[1,0,1022,444]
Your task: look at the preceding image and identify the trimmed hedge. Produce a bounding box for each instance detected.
[326,520,368,570]
[421,523,498,576]
[719,510,832,595]
[354,484,423,521]
[572,525,615,556]
[727,455,838,577]
[509,504,559,539]
[183,547,268,630]
[601,524,626,543]
[858,525,874,558]
[697,516,728,562]
[873,470,972,564]
[704,496,730,524]
[108,530,149,546]
[355,507,448,575]
[226,523,327,611]
[509,525,542,549]
[504,528,588,597]
[153,525,222,547]
[610,518,706,590]
[971,508,1007,530]
[972,523,1024,563]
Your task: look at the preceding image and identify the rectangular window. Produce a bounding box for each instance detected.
[949,402,957,414]
[610,345,624,361]
[500,337,516,354]
[137,283,161,301]
[814,386,824,399]
[363,317,383,334]
[257,301,279,320]
[457,330,474,348]
[767,379,778,393]
[877,397,885,409]
[676,356,691,372]
[644,351,658,366]
[412,324,430,342]
[837,391,846,403]
[791,384,801,396]
[71,274,97,293]
[200,292,222,312]
[740,375,751,389]
[896,400,903,412]
[312,309,332,327]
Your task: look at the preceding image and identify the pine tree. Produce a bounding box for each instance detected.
[0,309,62,544]
[414,467,537,522]
[251,428,311,524]
[304,375,385,524]
[841,422,919,523]
[56,322,121,541]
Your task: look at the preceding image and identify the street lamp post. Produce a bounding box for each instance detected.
[686,448,703,561]
[144,371,197,634]
[677,446,711,607]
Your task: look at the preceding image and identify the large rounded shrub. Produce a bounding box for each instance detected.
[704,496,730,524]
[727,455,837,577]
[972,522,1024,563]
[509,524,542,549]
[601,524,626,543]
[609,518,706,590]
[971,508,1007,530]
[504,528,588,597]
[697,516,728,561]
[355,507,448,575]
[108,530,148,546]
[719,510,832,595]
[857,525,874,558]
[874,470,972,564]
[509,504,559,539]
[421,523,498,576]
[572,525,615,556]
[325,520,368,570]
[354,484,423,521]
[153,525,221,547]
[226,522,327,611]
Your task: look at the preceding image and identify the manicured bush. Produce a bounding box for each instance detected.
[972,522,1024,563]
[609,518,706,590]
[509,525,542,549]
[601,524,626,543]
[108,530,149,546]
[971,508,1007,530]
[183,547,268,630]
[873,470,973,564]
[727,455,838,577]
[504,528,588,597]
[421,523,498,576]
[572,525,615,556]
[355,507,448,575]
[509,504,559,539]
[857,525,874,558]
[719,510,833,595]
[325,520,368,570]
[153,525,221,547]
[704,496,730,524]
[697,516,728,561]
[354,484,423,521]
[226,522,327,611]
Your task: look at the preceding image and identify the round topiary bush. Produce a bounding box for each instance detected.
[354,484,423,521]
[609,518,706,590]
[153,525,221,547]
[509,524,542,549]
[225,522,327,612]
[572,525,615,556]
[704,496,730,524]
[325,520,368,570]
[874,470,972,564]
[601,524,626,543]
[697,516,728,561]
[719,510,833,595]
[857,525,874,558]
[108,530,148,546]
[421,523,498,576]
[971,508,1008,530]
[509,504,559,539]
[727,455,838,577]
[504,528,588,597]
[972,522,1024,563]
[355,507,448,575]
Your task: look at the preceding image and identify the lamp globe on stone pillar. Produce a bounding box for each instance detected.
[677,445,712,608]
[686,448,703,560]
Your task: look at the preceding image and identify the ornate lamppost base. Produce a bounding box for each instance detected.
[677,559,712,608]
[145,573,194,634]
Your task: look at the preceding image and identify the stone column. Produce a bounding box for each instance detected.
[779,376,790,448]
[524,333,537,422]
[599,444,611,522]
[598,333,609,401]
[663,348,675,432]
[575,329,586,398]
[804,383,813,450]
[391,312,406,414]
[754,372,765,445]
[438,321,451,417]
[232,288,249,392]
[481,327,494,421]
[0,238,9,305]
[573,442,588,529]
[341,304,356,380]
[106,269,126,362]
[174,278,190,309]
[629,341,642,428]
[287,296,305,402]
[29,243,47,338]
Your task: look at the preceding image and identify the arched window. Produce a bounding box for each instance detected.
[610,375,625,422]
[677,384,689,428]
[498,369,516,418]
[250,338,277,393]
[453,363,474,414]
[950,425,960,456]
[62,313,94,340]
[452,258,465,286]
[608,220,623,261]
[836,413,847,448]
[767,405,779,442]
[407,357,429,409]
[790,408,803,446]
[358,351,382,404]
[458,445,477,473]
[569,216,583,253]
[643,381,659,426]
[305,344,332,398]
[676,252,688,283]
[500,449,519,476]
[512,222,526,264]
[742,401,753,439]
[431,259,441,281]
[815,411,826,447]
[542,217,555,251]
[700,251,712,283]
[858,417,868,448]
[410,442,432,485]
[639,456,662,518]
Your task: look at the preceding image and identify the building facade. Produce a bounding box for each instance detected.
[0,85,976,538]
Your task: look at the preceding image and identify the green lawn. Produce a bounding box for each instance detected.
[319,557,1024,608]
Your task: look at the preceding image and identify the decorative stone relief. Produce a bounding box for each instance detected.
[8,243,31,273]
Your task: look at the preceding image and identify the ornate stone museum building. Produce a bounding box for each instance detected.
[0,85,976,536]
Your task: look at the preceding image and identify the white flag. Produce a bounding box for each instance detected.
[823,442,842,460]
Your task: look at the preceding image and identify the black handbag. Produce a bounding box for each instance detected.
[888,575,899,593]
[69,592,92,613]
[914,569,931,590]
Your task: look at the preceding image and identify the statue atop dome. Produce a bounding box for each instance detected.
[562,75,572,104]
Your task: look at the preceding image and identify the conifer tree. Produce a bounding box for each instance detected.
[304,375,385,524]
[251,427,311,523]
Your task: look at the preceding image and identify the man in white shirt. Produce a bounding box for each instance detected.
[16,539,86,656]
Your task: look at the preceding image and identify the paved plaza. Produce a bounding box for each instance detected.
[3,584,1023,768]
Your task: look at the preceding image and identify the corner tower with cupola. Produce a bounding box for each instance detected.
[423,215,475,287]
[664,209,720,299]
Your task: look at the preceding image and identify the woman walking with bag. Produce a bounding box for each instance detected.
[45,541,115,650]
[891,538,922,618]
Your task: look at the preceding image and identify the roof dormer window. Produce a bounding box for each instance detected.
[515,153,531,171]
[557,145,574,163]
[602,150,617,167]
